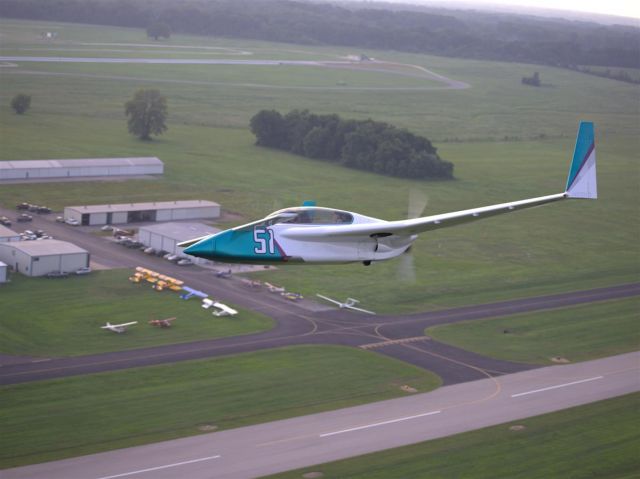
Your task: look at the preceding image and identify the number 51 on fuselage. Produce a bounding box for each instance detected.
[180,122,597,266]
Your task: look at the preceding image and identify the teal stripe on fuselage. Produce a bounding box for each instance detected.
[566,121,594,191]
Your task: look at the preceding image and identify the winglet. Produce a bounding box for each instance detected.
[565,121,597,199]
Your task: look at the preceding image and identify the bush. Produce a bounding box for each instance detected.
[11,94,31,114]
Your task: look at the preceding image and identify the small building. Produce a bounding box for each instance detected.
[0,239,89,277]
[64,200,220,226]
[0,157,163,181]
[0,225,21,243]
[138,222,219,264]
[0,261,7,283]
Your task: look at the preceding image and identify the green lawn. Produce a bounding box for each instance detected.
[0,270,273,356]
[266,392,640,479]
[427,298,640,364]
[0,18,638,316]
[0,345,440,468]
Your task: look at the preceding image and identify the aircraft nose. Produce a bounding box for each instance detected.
[183,236,215,259]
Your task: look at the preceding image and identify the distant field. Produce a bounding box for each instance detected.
[0,18,638,315]
[0,270,273,356]
[427,297,640,364]
[266,392,640,479]
[0,345,440,468]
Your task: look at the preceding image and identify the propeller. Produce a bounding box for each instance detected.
[397,188,428,282]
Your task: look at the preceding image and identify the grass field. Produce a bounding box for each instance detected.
[427,297,640,364]
[0,270,273,356]
[266,392,640,479]
[0,345,440,468]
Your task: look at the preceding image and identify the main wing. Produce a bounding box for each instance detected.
[283,121,596,240]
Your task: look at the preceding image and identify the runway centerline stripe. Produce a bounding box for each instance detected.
[92,454,221,479]
[511,376,604,398]
[319,410,441,437]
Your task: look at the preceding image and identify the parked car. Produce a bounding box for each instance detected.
[17,214,33,222]
[155,250,168,257]
[166,254,180,262]
[16,202,30,210]
[143,247,156,254]
[0,216,12,226]
[177,258,194,266]
[28,204,40,212]
[65,218,80,226]
[75,267,92,275]
[101,224,113,231]
[55,216,65,223]
[36,206,52,214]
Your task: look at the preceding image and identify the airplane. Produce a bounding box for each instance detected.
[316,294,376,314]
[101,321,138,333]
[148,317,177,328]
[180,122,597,266]
[211,302,238,317]
[202,298,238,316]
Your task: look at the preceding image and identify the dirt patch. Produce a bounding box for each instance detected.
[551,356,570,363]
[509,425,526,431]
[197,424,218,432]
[302,473,324,479]
[400,385,418,393]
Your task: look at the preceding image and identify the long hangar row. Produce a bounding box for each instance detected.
[64,200,220,226]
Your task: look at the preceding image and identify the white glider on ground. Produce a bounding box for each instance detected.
[101,321,138,333]
[316,294,376,314]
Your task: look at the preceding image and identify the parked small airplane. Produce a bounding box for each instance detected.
[202,298,238,317]
[148,317,177,328]
[316,294,376,315]
[101,321,138,333]
[180,122,597,266]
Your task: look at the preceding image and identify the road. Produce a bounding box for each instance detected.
[0,56,469,91]
[3,352,638,479]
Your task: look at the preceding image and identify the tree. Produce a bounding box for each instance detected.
[124,89,168,140]
[249,110,287,148]
[11,94,31,114]
[146,22,171,41]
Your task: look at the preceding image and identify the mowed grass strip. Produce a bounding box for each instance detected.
[427,297,640,364]
[0,270,273,356]
[0,345,440,468]
[266,392,640,479]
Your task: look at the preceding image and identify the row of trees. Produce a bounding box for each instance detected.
[250,110,453,180]
[1,0,638,69]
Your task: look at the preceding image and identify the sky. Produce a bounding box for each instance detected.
[376,0,640,21]
[468,0,640,20]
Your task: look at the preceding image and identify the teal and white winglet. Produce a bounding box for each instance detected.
[180,122,597,266]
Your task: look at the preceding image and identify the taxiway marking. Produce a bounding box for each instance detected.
[511,376,604,398]
[93,454,221,479]
[320,410,441,437]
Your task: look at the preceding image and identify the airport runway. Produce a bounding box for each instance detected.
[3,352,638,479]
[0,56,470,90]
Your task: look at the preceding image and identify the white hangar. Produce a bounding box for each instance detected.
[0,157,163,181]
[0,225,21,243]
[64,200,220,226]
[138,222,220,264]
[0,239,89,277]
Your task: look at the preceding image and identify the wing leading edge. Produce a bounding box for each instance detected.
[283,121,596,240]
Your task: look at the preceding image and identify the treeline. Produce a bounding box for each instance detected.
[1,0,639,68]
[570,66,640,85]
[250,110,453,180]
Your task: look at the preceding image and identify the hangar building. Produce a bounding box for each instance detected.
[64,200,220,226]
[138,222,219,265]
[0,157,163,181]
[0,261,7,283]
[0,225,21,243]
[0,239,89,277]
